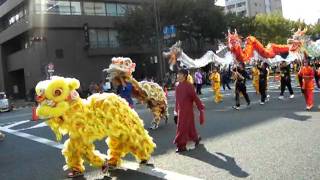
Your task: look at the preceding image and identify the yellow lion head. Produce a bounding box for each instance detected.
[35,76,80,119]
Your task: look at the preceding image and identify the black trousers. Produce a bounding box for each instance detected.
[280,78,293,95]
[259,81,267,102]
[196,84,202,95]
[235,82,250,107]
[222,81,231,90]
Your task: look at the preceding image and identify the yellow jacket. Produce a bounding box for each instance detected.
[252,67,259,79]
[210,72,220,88]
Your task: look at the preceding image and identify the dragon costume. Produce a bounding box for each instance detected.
[104,57,168,130]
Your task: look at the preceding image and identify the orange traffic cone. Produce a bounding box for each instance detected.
[32,106,38,121]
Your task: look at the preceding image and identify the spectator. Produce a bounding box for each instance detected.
[194,69,203,95]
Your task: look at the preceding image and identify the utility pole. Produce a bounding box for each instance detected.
[153,0,164,85]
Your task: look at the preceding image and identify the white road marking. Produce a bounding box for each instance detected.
[0,125,202,180]
[0,127,63,149]
[3,120,30,128]
[16,122,48,131]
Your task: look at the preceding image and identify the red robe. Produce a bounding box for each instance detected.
[174,81,205,148]
[298,66,314,108]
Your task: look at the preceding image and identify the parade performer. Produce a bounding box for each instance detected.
[258,63,269,104]
[221,67,232,91]
[114,77,134,107]
[195,69,203,95]
[279,61,294,99]
[251,64,260,94]
[232,63,251,110]
[104,57,168,130]
[209,67,223,103]
[35,76,156,178]
[174,69,205,152]
[174,72,194,125]
[298,59,315,110]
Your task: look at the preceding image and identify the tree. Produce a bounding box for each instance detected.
[115,0,226,49]
[253,13,293,44]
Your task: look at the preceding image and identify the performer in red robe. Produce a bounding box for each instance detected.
[298,59,315,110]
[174,69,205,152]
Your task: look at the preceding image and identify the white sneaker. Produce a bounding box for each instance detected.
[260,102,265,105]
[289,94,294,99]
[232,106,240,110]
[278,96,284,100]
[149,122,159,130]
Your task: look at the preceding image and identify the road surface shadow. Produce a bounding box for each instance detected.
[182,144,249,178]
[70,168,164,180]
[284,113,311,121]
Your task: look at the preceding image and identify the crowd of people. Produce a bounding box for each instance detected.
[184,58,320,111]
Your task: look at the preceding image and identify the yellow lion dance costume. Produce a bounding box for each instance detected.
[35,76,156,177]
[104,57,168,130]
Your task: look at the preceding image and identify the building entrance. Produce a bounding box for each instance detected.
[8,69,26,99]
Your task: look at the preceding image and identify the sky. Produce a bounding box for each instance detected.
[215,0,320,24]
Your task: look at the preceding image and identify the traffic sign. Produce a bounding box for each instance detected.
[163,25,176,39]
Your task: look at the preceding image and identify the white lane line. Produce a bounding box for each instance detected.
[16,122,48,131]
[3,120,30,128]
[0,126,202,180]
[0,127,63,149]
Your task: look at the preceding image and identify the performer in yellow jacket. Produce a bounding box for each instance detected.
[210,67,223,103]
[252,64,260,94]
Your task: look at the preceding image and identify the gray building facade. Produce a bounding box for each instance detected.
[225,0,282,17]
[0,0,158,98]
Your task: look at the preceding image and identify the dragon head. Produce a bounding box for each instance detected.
[35,76,80,119]
[162,41,182,71]
[227,29,242,50]
[287,27,308,52]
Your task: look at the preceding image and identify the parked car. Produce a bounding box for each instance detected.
[0,92,11,112]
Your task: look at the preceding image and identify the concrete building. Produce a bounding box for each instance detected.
[225,0,282,17]
[0,0,160,99]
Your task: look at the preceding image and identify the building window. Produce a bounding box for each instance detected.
[109,30,119,48]
[8,6,27,26]
[89,29,119,48]
[106,3,117,16]
[117,4,127,16]
[97,30,109,47]
[52,1,71,15]
[83,2,95,15]
[34,1,134,17]
[70,2,81,15]
[94,2,106,16]
[89,29,98,48]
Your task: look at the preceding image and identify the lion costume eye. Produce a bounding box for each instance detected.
[54,89,63,97]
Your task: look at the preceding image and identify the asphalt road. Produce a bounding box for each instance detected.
[0,79,320,180]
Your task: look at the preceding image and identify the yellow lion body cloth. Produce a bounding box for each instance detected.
[35,76,156,174]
